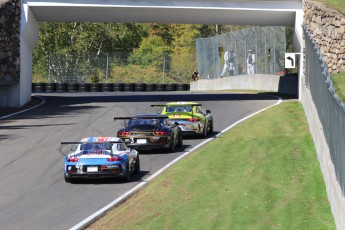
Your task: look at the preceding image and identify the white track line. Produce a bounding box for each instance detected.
[0,96,46,120]
[70,95,282,230]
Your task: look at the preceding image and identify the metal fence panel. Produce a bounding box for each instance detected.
[34,50,196,84]
[304,25,345,195]
[195,26,286,78]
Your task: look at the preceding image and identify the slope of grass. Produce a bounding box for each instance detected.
[331,71,345,102]
[87,101,335,230]
[317,0,345,15]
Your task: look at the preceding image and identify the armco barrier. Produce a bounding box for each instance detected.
[32,83,190,93]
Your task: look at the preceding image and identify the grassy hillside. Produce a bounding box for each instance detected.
[87,101,335,230]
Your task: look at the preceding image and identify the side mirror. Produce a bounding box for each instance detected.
[206,110,211,114]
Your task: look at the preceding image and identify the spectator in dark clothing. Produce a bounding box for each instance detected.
[192,70,199,81]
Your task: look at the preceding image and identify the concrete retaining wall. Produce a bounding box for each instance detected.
[300,80,345,230]
[190,74,298,96]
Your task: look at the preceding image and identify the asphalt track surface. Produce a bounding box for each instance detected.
[0,91,279,230]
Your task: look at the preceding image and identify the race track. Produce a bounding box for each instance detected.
[0,91,279,230]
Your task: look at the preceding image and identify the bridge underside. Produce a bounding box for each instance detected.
[28,1,300,26]
[2,0,303,108]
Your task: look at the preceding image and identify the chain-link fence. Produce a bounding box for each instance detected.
[34,50,196,84]
[195,26,286,79]
[304,25,345,195]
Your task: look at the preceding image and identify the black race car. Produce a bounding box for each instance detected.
[114,114,183,152]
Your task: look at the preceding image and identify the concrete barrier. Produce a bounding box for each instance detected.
[190,74,298,96]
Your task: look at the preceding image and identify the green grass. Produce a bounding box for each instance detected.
[87,101,335,230]
[331,71,345,102]
[317,0,345,15]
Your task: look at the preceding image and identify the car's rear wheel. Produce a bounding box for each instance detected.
[122,163,130,182]
[134,155,140,174]
[209,121,214,134]
[64,174,71,183]
[202,124,208,138]
[177,133,183,147]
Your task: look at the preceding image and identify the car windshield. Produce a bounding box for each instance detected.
[80,143,112,152]
[166,105,192,113]
[128,118,159,130]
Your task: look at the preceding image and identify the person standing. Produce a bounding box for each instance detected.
[192,70,199,81]
[220,49,230,78]
[246,49,255,75]
[228,50,235,76]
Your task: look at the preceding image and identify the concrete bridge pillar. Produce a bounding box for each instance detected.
[19,3,39,107]
[0,1,38,108]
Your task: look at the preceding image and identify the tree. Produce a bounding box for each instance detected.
[129,36,172,70]
[33,22,148,82]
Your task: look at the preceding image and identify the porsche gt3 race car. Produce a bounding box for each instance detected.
[114,114,183,152]
[152,102,213,137]
[62,137,139,183]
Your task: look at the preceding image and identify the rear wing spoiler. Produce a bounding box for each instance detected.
[61,141,122,145]
[150,103,202,107]
[114,115,169,121]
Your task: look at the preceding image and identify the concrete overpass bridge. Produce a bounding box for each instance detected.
[2,0,303,107]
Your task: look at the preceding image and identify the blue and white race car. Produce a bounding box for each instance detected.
[62,137,140,183]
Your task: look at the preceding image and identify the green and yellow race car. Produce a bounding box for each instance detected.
[152,102,213,137]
